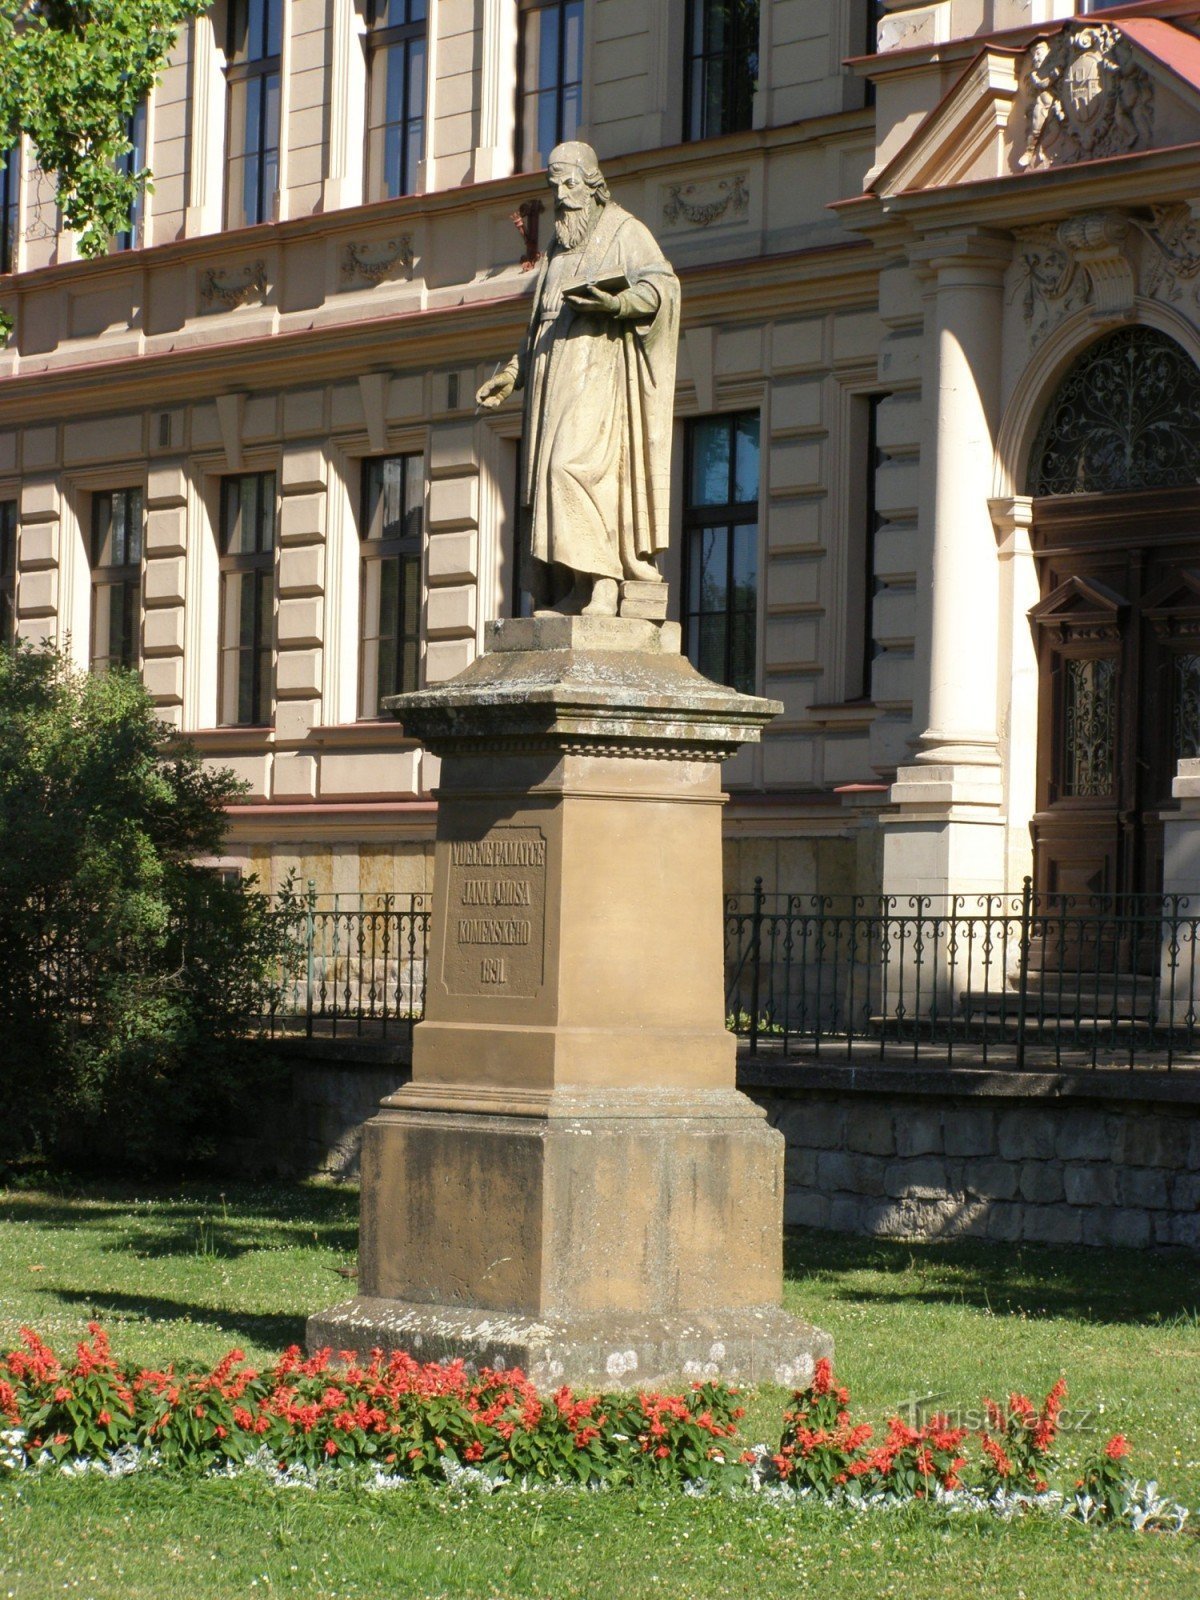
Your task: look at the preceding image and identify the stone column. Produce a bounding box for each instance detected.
[882,229,1011,904]
[310,616,831,1388]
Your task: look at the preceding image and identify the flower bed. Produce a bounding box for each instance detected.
[0,1328,1188,1531]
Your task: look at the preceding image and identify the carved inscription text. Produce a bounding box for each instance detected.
[441,827,547,998]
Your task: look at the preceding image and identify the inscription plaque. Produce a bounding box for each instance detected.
[441,825,547,998]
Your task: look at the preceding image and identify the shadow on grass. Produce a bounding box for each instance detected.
[784,1228,1200,1327]
[100,1218,359,1262]
[0,1180,359,1241]
[42,1286,317,1353]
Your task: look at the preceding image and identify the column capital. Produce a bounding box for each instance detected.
[989,495,1035,558]
[909,227,1013,279]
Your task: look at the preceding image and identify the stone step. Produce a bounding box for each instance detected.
[960,983,1157,1020]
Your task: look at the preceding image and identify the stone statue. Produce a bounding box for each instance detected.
[476,141,680,618]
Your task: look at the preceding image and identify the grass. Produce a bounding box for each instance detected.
[0,1177,1198,1599]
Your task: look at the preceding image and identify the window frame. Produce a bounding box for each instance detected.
[0,499,16,647]
[683,0,759,144]
[365,0,428,201]
[218,470,277,728]
[89,486,145,675]
[0,144,19,275]
[681,411,761,695]
[358,452,425,720]
[224,0,283,229]
[516,0,585,172]
[114,101,149,252]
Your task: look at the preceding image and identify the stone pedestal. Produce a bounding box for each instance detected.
[309,615,831,1388]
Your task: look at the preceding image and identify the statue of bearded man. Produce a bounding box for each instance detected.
[476,141,680,618]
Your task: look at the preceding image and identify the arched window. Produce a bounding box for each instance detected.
[1027,327,1200,497]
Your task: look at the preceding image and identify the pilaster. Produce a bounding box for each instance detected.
[472,0,517,184]
[143,461,190,729]
[184,14,224,237]
[424,417,479,687]
[882,227,1011,900]
[275,441,329,796]
[14,478,60,649]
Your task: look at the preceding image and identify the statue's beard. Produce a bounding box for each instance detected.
[554,198,596,252]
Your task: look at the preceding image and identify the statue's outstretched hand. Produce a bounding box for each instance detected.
[563,284,622,316]
[476,370,516,408]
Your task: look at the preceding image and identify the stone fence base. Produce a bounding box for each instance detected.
[235,1042,1200,1251]
[231,1037,411,1180]
[741,1059,1200,1250]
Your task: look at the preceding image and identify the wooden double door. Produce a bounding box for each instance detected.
[1031,490,1200,904]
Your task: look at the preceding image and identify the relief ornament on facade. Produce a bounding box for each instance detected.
[1015,203,1200,336]
[1132,205,1200,307]
[340,236,414,287]
[661,173,749,230]
[199,260,268,313]
[1019,24,1153,171]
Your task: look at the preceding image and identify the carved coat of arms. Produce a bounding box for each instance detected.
[1019,24,1154,171]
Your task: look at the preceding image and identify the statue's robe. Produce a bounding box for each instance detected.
[507,203,680,583]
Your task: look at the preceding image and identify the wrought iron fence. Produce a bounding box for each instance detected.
[725,878,1200,1070]
[266,892,431,1042]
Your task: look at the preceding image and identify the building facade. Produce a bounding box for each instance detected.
[0,0,1191,909]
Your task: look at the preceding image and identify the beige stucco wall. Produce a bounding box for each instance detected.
[3,0,1194,902]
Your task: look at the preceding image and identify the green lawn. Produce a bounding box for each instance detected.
[1,1178,1198,1599]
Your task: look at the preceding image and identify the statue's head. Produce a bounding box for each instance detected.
[546,141,611,214]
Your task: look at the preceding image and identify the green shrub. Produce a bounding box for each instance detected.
[0,641,291,1170]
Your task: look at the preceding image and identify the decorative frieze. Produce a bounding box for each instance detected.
[1014,203,1200,336]
[661,173,749,230]
[1019,24,1153,171]
[199,260,268,313]
[340,236,414,288]
[1012,225,1088,337]
[1134,206,1200,308]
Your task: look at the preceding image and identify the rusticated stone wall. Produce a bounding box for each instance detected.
[741,1062,1200,1250]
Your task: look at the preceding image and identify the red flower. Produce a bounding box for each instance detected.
[324,1439,339,1456]
[1104,1433,1130,1460]
[96,1410,111,1427]
[53,1386,72,1403]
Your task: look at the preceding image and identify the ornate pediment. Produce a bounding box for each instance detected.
[1018,23,1153,172]
[1029,576,1128,643]
[1142,570,1200,639]
[870,19,1200,198]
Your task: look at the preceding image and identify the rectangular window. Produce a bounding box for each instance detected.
[90,488,144,674]
[682,413,759,694]
[862,2,886,108]
[219,471,276,726]
[851,393,889,700]
[0,145,19,274]
[510,444,534,619]
[226,0,282,229]
[684,0,758,142]
[114,102,148,252]
[0,501,16,646]
[366,0,427,200]
[360,454,423,718]
[517,0,584,172]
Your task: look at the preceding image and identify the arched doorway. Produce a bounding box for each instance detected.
[1027,325,1200,903]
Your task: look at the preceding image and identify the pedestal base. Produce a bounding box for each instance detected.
[307,618,830,1390]
[306,1299,832,1391]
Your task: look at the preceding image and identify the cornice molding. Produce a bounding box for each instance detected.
[0,241,877,424]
